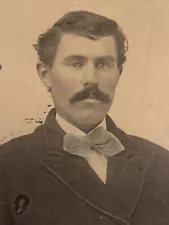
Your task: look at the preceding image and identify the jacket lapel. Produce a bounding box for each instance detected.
[41,109,149,223]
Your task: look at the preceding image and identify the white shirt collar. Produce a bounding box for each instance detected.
[56,114,107,137]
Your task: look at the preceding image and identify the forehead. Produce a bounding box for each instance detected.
[56,33,117,59]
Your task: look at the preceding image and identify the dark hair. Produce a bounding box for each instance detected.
[33,10,128,73]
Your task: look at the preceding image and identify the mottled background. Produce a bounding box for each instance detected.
[0,0,169,149]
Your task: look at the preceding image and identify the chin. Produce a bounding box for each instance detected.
[75,110,105,125]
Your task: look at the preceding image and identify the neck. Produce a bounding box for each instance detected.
[69,120,102,134]
[57,112,103,134]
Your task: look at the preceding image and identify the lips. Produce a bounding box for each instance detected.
[83,92,98,99]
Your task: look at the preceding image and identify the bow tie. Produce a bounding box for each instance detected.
[63,126,125,157]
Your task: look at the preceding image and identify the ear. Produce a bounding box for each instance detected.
[36,61,51,90]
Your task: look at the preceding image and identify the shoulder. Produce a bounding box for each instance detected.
[126,134,169,171]
[0,125,45,165]
[115,123,169,155]
[108,117,169,159]
[129,134,169,156]
[0,134,33,155]
[107,116,169,157]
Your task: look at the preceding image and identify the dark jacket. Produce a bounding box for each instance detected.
[0,108,169,225]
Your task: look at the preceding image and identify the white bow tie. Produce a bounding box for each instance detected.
[63,126,125,157]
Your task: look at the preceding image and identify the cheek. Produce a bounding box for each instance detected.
[100,71,119,91]
[50,68,80,97]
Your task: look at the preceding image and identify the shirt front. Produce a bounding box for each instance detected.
[56,114,108,184]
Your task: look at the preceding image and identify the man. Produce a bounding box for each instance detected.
[0,10,169,225]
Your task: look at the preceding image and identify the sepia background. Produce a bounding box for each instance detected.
[0,0,169,149]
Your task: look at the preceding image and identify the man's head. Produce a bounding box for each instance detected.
[34,11,128,128]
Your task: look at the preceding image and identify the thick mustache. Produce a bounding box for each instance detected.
[70,87,111,104]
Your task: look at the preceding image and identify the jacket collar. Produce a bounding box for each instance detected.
[41,108,125,155]
[40,108,149,224]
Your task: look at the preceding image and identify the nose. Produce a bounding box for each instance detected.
[83,63,98,87]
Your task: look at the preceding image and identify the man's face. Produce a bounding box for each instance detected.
[38,34,120,125]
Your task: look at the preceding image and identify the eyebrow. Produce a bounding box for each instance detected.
[62,55,116,63]
[63,55,87,64]
[93,55,116,62]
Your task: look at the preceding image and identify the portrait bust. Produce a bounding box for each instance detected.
[0,9,169,225]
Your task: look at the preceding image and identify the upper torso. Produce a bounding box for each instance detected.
[0,110,169,225]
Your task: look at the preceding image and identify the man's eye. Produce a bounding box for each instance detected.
[70,62,83,69]
[96,62,112,70]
